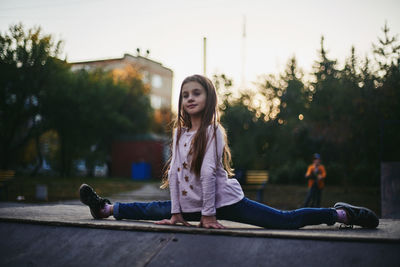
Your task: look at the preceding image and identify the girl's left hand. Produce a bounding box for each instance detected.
[198,215,226,229]
[155,213,192,227]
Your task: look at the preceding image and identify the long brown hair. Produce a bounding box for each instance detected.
[161,74,234,189]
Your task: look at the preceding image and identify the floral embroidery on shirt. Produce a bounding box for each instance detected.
[182,190,187,196]
[190,185,194,190]
[184,175,189,182]
[177,167,180,172]
[183,162,188,169]
[184,143,187,147]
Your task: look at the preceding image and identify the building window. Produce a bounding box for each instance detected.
[150,95,162,109]
[151,74,162,88]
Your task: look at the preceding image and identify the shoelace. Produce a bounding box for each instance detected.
[88,191,111,210]
[354,209,368,220]
[344,207,373,228]
[354,208,375,227]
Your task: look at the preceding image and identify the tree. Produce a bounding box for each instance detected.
[41,67,153,176]
[0,23,154,176]
[255,58,310,183]
[0,23,64,170]
[372,23,400,163]
[278,57,307,125]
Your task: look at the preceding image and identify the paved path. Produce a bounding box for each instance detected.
[1,184,399,266]
[110,183,170,202]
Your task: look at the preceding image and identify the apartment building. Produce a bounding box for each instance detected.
[71,53,173,110]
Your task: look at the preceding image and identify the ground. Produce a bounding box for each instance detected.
[0,183,398,266]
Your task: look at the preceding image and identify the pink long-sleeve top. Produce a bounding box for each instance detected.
[168,124,244,216]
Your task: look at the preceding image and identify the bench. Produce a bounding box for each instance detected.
[245,170,269,202]
[0,170,16,200]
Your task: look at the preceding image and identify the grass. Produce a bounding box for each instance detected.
[0,176,152,203]
[244,184,381,216]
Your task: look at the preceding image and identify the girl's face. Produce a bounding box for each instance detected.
[181,81,207,117]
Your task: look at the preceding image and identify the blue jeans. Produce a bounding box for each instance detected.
[113,197,338,229]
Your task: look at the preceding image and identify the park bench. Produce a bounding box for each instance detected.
[0,170,15,200]
[245,170,269,202]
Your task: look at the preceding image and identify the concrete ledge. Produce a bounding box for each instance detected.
[1,202,399,243]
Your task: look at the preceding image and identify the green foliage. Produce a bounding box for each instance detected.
[221,95,266,169]
[219,23,400,186]
[0,23,153,176]
[2,22,399,185]
[269,159,308,184]
[40,68,152,176]
[0,23,64,169]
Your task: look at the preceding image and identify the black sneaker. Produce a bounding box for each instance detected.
[334,202,379,229]
[79,184,111,219]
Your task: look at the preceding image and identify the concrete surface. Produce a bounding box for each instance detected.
[1,221,399,267]
[0,203,399,243]
[1,184,399,266]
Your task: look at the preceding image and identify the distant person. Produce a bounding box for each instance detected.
[79,74,378,229]
[303,153,326,208]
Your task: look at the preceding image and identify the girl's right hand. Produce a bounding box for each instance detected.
[198,215,226,229]
[155,213,192,227]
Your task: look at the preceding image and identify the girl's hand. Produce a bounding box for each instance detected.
[198,215,226,229]
[155,213,192,227]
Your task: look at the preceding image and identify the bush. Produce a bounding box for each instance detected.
[270,159,308,184]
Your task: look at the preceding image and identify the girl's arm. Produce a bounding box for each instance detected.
[198,126,226,229]
[156,129,191,227]
[200,126,223,216]
[168,129,181,214]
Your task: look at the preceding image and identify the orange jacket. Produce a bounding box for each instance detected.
[305,164,326,189]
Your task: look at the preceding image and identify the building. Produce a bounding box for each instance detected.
[70,53,173,110]
[70,53,173,179]
[111,135,167,179]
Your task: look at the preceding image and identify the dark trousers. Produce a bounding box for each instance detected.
[303,184,322,208]
[113,197,337,229]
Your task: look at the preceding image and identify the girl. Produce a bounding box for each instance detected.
[79,74,379,229]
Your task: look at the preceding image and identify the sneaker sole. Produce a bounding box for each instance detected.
[79,184,93,206]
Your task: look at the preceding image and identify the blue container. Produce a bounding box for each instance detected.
[131,162,151,180]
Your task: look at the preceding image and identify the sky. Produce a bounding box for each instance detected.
[1,0,399,109]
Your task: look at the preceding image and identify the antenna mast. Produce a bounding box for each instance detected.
[241,15,246,88]
[203,37,207,76]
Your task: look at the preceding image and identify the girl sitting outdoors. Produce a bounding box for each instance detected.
[79,74,378,229]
